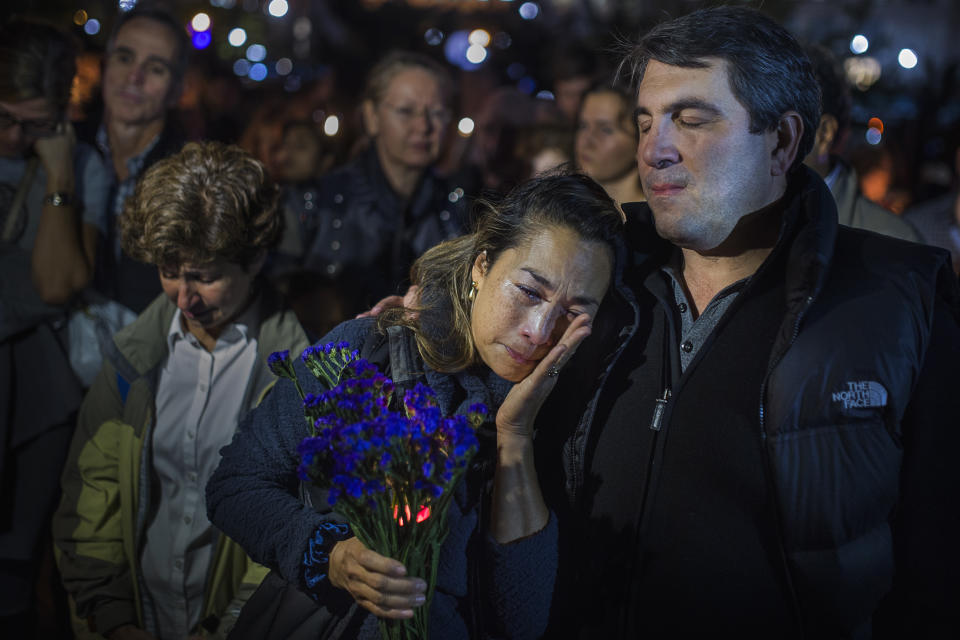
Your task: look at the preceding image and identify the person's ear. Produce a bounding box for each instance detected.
[471,250,489,288]
[362,99,380,137]
[771,111,804,177]
[813,114,838,161]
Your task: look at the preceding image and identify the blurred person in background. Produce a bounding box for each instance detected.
[238,95,287,181]
[0,17,109,635]
[905,144,960,274]
[81,4,190,315]
[514,122,574,179]
[276,120,336,185]
[53,142,308,640]
[465,86,562,193]
[575,80,645,214]
[294,51,468,316]
[802,44,919,241]
[551,43,601,125]
[270,120,346,341]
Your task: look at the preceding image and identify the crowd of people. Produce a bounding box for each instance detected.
[1,3,958,639]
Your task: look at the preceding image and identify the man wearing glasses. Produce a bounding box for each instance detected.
[287,51,467,319]
[0,18,110,635]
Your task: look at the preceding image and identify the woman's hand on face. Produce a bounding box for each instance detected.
[495,313,593,439]
[329,536,427,619]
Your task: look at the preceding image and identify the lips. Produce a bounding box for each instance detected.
[503,345,537,365]
[183,308,213,321]
[649,182,685,196]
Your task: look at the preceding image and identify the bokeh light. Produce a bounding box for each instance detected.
[323,115,340,136]
[276,58,293,75]
[843,56,881,91]
[458,117,475,136]
[73,10,88,25]
[192,31,212,49]
[246,44,267,62]
[536,90,555,100]
[898,48,918,69]
[84,19,101,35]
[469,29,491,47]
[233,59,251,76]
[191,13,211,32]
[249,63,268,82]
[293,17,312,40]
[866,127,882,145]
[850,35,869,55]
[519,3,539,20]
[868,117,884,134]
[465,44,488,64]
[228,28,247,47]
[267,0,288,18]
[444,30,480,70]
[425,28,444,46]
[507,62,526,80]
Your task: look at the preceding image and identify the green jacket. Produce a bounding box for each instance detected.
[53,292,309,638]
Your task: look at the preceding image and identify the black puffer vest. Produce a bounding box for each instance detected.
[548,167,958,637]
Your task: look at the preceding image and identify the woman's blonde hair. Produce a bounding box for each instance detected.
[363,50,453,106]
[120,141,281,270]
[381,170,623,373]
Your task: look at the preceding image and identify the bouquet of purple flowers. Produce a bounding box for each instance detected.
[268,342,487,640]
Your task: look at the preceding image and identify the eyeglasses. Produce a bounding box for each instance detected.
[381,102,452,126]
[0,108,59,138]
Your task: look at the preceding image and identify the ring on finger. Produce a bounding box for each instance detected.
[546,365,561,377]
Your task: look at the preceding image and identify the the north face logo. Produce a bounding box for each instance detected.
[832,381,888,409]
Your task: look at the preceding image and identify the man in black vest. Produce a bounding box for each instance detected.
[83,5,188,314]
[538,6,960,638]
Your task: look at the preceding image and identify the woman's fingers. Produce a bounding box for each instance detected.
[532,313,593,381]
[330,537,427,619]
[495,314,593,435]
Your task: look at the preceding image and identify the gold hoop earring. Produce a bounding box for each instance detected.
[468,280,478,302]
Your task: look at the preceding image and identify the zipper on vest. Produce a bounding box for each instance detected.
[649,388,671,431]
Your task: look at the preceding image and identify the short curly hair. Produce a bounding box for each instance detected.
[120,141,281,269]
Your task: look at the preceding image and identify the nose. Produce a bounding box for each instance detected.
[177,280,197,310]
[413,108,434,133]
[521,306,563,348]
[639,120,680,169]
[126,63,145,85]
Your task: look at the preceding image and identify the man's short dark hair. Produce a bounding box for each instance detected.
[620,6,821,172]
[108,4,189,87]
[806,44,852,148]
[0,19,77,115]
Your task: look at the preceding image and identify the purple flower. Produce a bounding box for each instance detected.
[268,350,292,378]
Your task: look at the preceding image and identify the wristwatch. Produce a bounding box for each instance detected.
[44,192,73,207]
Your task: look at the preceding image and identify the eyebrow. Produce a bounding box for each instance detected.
[112,45,174,71]
[634,98,723,120]
[522,267,601,307]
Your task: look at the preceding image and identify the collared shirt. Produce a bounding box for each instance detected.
[822,162,843,191]
[140,304,260,638]
[95,124,160,259]
[661,257,748,372]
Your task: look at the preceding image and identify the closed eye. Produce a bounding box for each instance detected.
[516,284,542,302]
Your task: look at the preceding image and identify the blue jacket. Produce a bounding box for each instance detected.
[207,318,558,639]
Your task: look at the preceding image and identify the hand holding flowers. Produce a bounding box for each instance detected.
[268,342,487,639]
